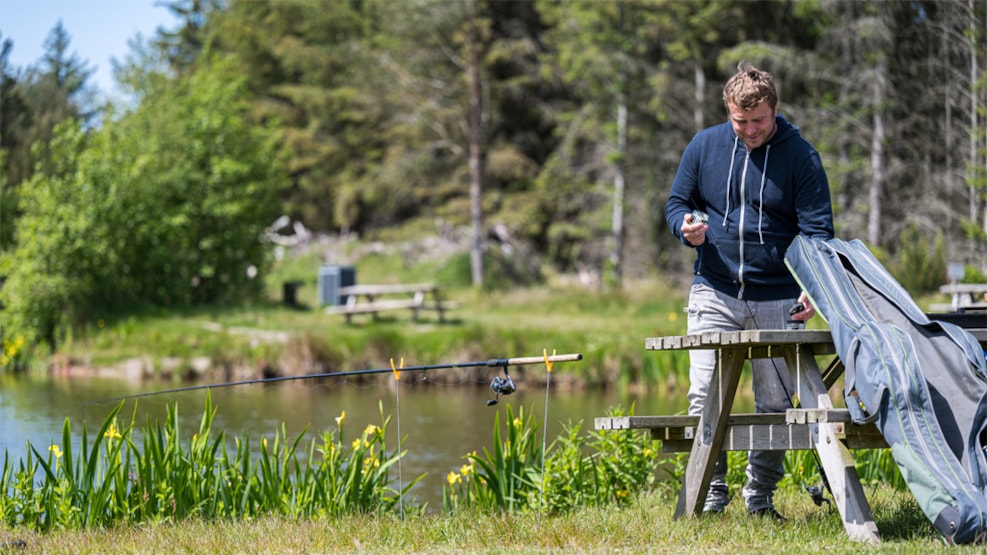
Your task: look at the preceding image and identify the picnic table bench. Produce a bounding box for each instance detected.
[324,283,455,323]
[595,327,987,544]
[934,283,987,312]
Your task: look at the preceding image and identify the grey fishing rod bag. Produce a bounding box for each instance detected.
[785,235,987,544]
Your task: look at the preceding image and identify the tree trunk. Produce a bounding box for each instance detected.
[867,56,886,247]
[611,94,626,285]
[970,0,980,224]
[610,3,626,285]
[467,0,484,287]
[972,0,986,271]
[694,62,705,133]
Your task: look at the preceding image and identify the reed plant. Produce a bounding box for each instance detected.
[0,395,421,530]
[1,393,910,547]
[443,404,543,513]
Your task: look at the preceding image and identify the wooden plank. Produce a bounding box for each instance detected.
[700,331,723,346]
[939,283,987,295]
[644,329,836,351]
[660,439,694,451]
[675,347,746,519]
[784,340,881,544]
[644,328,986,352]
[418,300,458,312]
[339,283,435,296]
[593,416,631,430]
[652,425,886,452]
[786,408,853,424]
[820,357,845,389]
[739,329,835,346]
[594,413,794,431]
[594,415,691,430]
[325,282,456,323]
[816,415,881,543]
[326,298,422,315]
[594,413,887,452]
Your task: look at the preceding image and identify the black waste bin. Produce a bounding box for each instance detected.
[282,280,304,307]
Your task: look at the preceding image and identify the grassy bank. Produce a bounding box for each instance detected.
[39,238,952,394]
[46,244,699,392]
[1,487,966,554]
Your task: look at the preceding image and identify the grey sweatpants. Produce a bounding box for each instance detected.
[685,283,798,512]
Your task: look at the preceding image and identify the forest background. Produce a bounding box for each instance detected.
[0,0,985,373]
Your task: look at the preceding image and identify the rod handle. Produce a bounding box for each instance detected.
[487,353,583,366]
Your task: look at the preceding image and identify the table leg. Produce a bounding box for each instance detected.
[431,289,446,322]
[675,348,746,518]
[784,348,880,544]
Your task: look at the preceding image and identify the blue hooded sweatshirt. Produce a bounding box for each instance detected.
[665,114,834,301]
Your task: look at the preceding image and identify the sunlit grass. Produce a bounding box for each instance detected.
[1,486,963,554]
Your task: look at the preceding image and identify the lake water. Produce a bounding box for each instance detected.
[0,372,754,509]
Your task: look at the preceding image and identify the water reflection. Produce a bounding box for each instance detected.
[0,372,753,508]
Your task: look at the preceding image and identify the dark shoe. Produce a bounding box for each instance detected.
[749,507,787,523]
[702,503,725,517]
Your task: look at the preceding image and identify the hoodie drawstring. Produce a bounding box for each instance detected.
[757,144,771,244]
[723,137,738,226]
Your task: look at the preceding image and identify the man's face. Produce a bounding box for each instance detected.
[728,101,777,151]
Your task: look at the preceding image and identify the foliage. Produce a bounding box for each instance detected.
[443,404,660,514]
[889,224,947,294]
[2,1,984,363]
[0,23,94,199]
[0,56,285,350]
[851,449,906,490]
[0,395,420,530]
[0,334,26,373]
[443,404,543,512]
[960,264,987,284]
[541,406,659,511]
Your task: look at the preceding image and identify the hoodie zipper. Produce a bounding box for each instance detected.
[737,150,750,299]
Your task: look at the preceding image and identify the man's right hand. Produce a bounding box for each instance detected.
[682,214,708,246]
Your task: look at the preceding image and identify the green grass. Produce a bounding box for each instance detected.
[1,487,969,554]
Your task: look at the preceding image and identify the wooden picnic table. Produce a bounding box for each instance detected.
[595,327,987,544]
[324,283,455,323]
[938,283,987,311]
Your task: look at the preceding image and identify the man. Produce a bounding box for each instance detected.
[664,62,834,520]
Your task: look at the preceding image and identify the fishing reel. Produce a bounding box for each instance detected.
[805,485,831,507]
[786,302,806,330]
[486,367,517,406]
[805,465,832,507]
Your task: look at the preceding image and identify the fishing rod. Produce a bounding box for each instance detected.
[94,352,583,405]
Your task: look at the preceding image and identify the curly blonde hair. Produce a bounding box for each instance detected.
[722,61,778,111]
